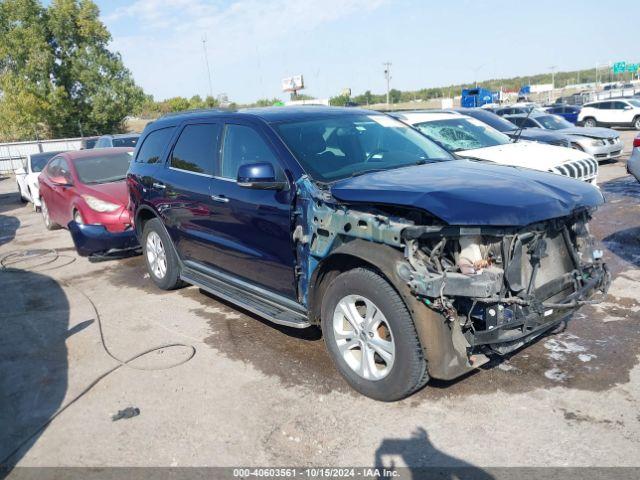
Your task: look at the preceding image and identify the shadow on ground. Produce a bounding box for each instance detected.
[0,214,20,247]
[374,427,493,479]
[0,270,69,468]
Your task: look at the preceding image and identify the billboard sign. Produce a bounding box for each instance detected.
[282,75,304,92]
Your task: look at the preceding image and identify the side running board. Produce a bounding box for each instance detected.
[180,266,311,329]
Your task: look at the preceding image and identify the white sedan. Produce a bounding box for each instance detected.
[15,151,63,210]
[393,112,598,184]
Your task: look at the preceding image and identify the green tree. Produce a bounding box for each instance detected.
[329,94,351,106]
[0,0,144,141]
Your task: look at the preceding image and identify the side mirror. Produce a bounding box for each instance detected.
[51,175,73,187]
[15,167,26,175]
[237,163,287,190]
[624,105,633,110]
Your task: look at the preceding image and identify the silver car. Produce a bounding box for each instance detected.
[628,133,640,182]
[506,113,624,161]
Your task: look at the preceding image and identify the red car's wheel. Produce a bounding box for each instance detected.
[41,198,59,230]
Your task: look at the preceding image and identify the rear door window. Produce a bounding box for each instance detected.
[136,128,174,164]
[170,123,221,175]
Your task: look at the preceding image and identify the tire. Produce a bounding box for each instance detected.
[41,198,59,230]
[17,184,27,203]
[141,218,183,290]
[73,209,84,224]
[634,116,640,131]
[583,117,597,128]
[321,268,428,401]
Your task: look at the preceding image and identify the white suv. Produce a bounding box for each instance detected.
[578,99,640,130]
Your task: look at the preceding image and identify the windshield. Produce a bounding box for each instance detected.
[112,136,139,148]
[274,115,453,183]
[30,152,59,172]
[74,152,132,184]
[628,99,640,108]
[414,117,510,152]
[536,115,573,130]
[462,111,517,132]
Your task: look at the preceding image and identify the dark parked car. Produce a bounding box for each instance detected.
[94,133,140,149]
[80,136,100,149]
[127,107,609,401]
[452,108,573,148]
[505,111,623,161]
[545,105,582,124]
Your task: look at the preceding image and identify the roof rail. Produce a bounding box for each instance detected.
[158,107,233,119]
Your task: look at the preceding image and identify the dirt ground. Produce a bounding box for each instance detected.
[1,131,639,475]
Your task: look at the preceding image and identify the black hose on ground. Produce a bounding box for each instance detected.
[0,249,197,467]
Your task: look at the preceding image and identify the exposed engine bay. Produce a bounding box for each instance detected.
[398,211,610,356]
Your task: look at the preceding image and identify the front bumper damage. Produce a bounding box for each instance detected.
[398,212,610,359]
[68,221,140,261]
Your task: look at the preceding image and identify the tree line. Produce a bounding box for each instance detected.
[1,0,633,142]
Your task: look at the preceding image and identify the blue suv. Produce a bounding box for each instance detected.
[128,107,609,400]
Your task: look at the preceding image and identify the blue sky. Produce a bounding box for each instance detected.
[96,0,639,103]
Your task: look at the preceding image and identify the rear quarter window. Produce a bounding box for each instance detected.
[136,127,175,164]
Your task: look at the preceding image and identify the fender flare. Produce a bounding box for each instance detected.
[309,238,474,380]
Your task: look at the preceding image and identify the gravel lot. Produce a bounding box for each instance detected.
[1,130,639,474]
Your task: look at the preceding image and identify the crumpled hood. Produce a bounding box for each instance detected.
[457,141,591,170]
[514,128,568,143]
[330,160,604,227]
[558,126,619,140]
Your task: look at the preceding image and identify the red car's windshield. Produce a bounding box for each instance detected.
[74,152,132,184]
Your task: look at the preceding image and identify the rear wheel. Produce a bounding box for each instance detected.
[142,218,183,290]
[41,198,59,230]
[321,268,428,401]
[583,117,597,128]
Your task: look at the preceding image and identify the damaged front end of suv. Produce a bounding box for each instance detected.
[399,211,609,365]
[295,161,610,382]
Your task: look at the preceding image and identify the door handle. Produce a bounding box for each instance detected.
[152,182,166,189]
[210,194,229,203]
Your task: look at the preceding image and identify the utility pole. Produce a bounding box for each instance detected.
[202,34,214,100]
[383,62,392,106]
[549,65,557,103]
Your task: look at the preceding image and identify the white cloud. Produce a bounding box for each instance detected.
[104,0,388,101]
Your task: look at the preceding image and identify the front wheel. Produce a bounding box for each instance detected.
[321,268,428,401]
[142,218,184,290]
[583,118,597,128]
[634,117,640,131]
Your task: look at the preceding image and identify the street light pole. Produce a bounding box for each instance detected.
[383,62,392,107]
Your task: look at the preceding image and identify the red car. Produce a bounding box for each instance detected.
[38,147,139,258]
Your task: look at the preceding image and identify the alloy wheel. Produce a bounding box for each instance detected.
[74,211,83,224]
[146,231,167,279]
[332,295,395,381]
[41,200,51,228]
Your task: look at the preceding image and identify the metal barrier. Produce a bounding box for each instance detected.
[0,138,82,173]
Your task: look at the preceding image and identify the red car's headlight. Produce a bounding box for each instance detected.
[82,194,120,213]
